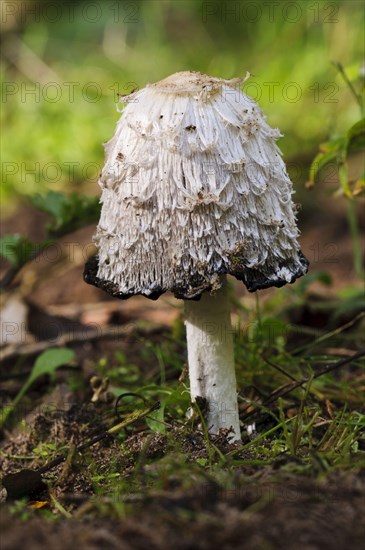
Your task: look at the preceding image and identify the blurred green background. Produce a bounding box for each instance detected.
[1,0,364,208]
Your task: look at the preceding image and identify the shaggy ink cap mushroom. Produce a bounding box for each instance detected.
[84,71,309,441]
[84,71,308,300]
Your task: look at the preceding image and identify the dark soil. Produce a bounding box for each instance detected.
[1,395,364,550]
[1,468,364,550]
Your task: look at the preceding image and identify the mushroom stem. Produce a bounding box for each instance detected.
[184,276,241,441]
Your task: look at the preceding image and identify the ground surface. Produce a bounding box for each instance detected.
[1,473,364,550]
[1,400,364,550]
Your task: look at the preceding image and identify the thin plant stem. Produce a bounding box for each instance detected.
[332,61,363,114]
[347,199,364,279]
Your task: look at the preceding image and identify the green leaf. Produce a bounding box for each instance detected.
[31,191,100,237]
[334,289,365,319]
[28,348,75,386]
[0,234,33,267]
[0,234,50,268]
[318,137,346,154]
[338,162,352,198]
[145,401,166,433]
[308,135,350,186]
[346,119,365,152]
[31,191,65,220]
[165,385,191,409]
[353,174,365,196]
[1,348,75,427]
[308,150,338,185]
[295,271,333,295]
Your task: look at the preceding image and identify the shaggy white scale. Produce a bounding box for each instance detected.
[94,71,307,298]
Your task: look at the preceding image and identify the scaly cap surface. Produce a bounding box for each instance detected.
[84,71,308,299]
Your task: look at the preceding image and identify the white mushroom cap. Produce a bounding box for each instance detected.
[84,71,308,299]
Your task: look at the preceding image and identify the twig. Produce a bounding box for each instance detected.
[0,266,21,289]
[59,444,77,486]
[3,35,62,85]
[291,312,365,355]
[332,61,363,112]
[262,353,298,382]
[0,323,165,362]
[49,492,72,518]
[0,249,44,289]
[241,349,365,422]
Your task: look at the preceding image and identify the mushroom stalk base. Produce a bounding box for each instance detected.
[184,276,241,441]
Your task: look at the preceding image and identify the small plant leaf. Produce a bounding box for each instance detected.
[353,174,365,196]
[31,191,65,220]
[346,119,365,152]
[28,348,75,386]
[146,402,166,433]
[319,137,345,154]
[308,150,338,185]
[1,348,75,427]
[295,271,333,295]
[0,234,49,269]
[31,191,100,237]
[338,162,352,198]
